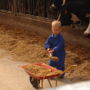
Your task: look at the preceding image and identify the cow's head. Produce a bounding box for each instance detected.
[49,0,73,25]
[59,9,81,26]
[59,10,73,25]
[49,0,80,25]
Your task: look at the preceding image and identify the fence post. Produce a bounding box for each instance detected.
[13,0,17,15]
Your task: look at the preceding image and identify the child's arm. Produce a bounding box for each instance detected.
[45,37,51,49]
[47,48,54,53]
[53,38,65,52]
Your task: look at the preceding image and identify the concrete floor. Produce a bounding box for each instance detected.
[0,49,72,90]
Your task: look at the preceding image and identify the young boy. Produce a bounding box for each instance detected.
[45,20,65,78]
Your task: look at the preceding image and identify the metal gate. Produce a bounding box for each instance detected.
[0,0,59,19]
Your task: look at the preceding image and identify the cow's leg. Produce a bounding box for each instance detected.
[65,1,89,25]
[84,22,90,37]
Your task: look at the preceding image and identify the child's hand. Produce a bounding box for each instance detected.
[49,49,54,53]
[47,48,54,54]
[47,48,50,52]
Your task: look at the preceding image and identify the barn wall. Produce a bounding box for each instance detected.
[0,12,90,48]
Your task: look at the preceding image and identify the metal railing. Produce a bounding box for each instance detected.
[0,0,59,19]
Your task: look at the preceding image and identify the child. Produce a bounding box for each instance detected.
[45,20,66,78]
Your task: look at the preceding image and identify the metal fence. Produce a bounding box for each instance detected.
[0,0,59,19]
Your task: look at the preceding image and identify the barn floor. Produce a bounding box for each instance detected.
[0,24,90,82]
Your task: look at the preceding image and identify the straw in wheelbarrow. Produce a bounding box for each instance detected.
[21,63,77,89]
[23,64,63,77]
[22,63,77,78]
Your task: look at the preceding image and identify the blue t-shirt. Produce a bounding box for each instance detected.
[45,33,65,59]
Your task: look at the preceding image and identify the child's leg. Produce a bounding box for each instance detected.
[48,60,57,79]
[57,66,65,78]
[56,59,65,78]
[48,60,57,68]
[57,64,65,71]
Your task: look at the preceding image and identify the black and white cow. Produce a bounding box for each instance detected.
[84,22,90,36]
[50,0,90,36]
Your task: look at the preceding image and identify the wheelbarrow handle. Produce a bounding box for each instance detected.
[63,65,77,74]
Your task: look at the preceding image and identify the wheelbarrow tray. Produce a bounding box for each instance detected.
[21,63,63,80]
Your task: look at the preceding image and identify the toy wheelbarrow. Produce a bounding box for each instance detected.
[21,63,77,89]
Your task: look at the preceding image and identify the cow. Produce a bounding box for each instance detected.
[49,0,90,36]
[84,22,90,37]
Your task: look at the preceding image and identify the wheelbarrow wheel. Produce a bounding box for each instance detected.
[29,76,40,89]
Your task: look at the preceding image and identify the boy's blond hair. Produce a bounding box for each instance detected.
[52,20,62,28]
